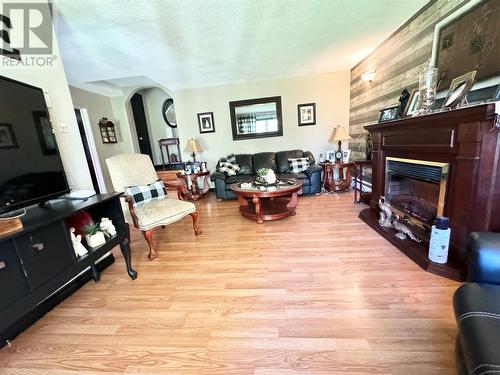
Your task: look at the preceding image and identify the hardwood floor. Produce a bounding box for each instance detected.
[0,193,459,374]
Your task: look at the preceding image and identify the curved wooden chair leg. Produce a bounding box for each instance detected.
[142,229,158,260]
[189,212,202,236]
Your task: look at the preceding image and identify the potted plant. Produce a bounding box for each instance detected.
[255,168,277,185]
[83,222,106,248]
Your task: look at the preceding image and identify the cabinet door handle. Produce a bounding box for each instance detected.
[0,260,6,270]
[33,242,45,251]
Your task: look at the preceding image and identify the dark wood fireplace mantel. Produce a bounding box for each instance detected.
[360,103,500,281]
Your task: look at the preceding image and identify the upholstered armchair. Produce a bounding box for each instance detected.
[106,154,201,260]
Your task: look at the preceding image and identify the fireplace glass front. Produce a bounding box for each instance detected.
[385,157,449,226]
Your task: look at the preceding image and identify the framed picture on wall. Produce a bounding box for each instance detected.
[198,112,215,133]
[297,103,316,126]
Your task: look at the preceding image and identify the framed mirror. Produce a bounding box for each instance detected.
[162,98,177,128]
[229,96,283,141]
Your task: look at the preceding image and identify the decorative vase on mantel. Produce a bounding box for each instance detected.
[415,60,439,116]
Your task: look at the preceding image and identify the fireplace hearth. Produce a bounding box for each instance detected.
[359,103,500,281]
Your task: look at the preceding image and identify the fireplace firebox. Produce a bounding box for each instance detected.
[384,157,449,228]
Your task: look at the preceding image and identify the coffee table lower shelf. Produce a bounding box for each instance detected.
[239,197,297,223]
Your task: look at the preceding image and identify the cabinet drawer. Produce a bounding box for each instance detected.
[16,222,73,290]
[0,240,29,312]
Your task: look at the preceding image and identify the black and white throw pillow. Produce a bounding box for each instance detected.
[124,179,166,206]
[220,153,236,164]
[288,157,310,173]
[218,161,241,176]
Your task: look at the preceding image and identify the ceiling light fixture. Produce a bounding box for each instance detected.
[361,70,376,82]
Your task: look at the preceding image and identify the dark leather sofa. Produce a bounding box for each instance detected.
[453,232,500,375]
[210,150,322,200]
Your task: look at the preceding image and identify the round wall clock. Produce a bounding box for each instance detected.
[162,98,177,128]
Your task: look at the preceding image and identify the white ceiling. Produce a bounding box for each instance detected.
[56,0,429,95]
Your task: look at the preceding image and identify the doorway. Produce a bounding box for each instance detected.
[130,93,154,162]
[74,108,105,193]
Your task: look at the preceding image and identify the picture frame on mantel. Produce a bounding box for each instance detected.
[197,112,215,134]
[297,103,316,126]
[378,105,400,123]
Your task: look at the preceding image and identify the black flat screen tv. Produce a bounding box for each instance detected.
[0,75,69,215]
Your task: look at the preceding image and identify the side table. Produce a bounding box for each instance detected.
[353,160,372,204]
[319,162,354,192]
[174,171,210,201]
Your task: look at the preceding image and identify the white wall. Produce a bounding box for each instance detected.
[139,87,173,165]
[173,71,351,171]
[0,2,92,191]
[70,86,133,192]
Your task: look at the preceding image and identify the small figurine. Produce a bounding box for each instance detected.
[99,217,116,238]
[70,227,88,257]
[378,196,421,242]
[393,221,422,242]
[319,154,324,163]
[398,88,410,118]
[201,162,207,172]
[378,196,393,228]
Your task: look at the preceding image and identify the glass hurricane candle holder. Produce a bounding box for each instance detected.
[416,61,439,116]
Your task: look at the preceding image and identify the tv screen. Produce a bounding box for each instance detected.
[0,75,69,215]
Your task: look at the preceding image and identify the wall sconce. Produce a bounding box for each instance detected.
[361,70,376,82]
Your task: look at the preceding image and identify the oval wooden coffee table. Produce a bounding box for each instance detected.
[230,179,303,224]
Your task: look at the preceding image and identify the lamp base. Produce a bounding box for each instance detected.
[335,141,342,162]
[191,153,196,163]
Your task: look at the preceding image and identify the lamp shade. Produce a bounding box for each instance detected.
[329,126,351,143]
[184,138,203,153]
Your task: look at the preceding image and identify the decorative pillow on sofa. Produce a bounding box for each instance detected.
[220,153,236,164]
[218,161,241,176]
[125,179,166,207]
[288,157,310,173]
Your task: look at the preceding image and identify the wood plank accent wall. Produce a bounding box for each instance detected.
[349,0,469,160]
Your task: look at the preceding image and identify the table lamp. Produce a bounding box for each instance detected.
[329,126,351,162]
[184,138,203,162]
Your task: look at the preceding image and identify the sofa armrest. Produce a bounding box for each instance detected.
[304,164,322,178]
[210,171,227,182]
[468,232,500,284]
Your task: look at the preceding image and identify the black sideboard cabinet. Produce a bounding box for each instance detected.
[0,192,136,347]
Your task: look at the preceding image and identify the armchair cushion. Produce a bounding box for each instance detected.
[124,179,165,206]
[134,197,196,231]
